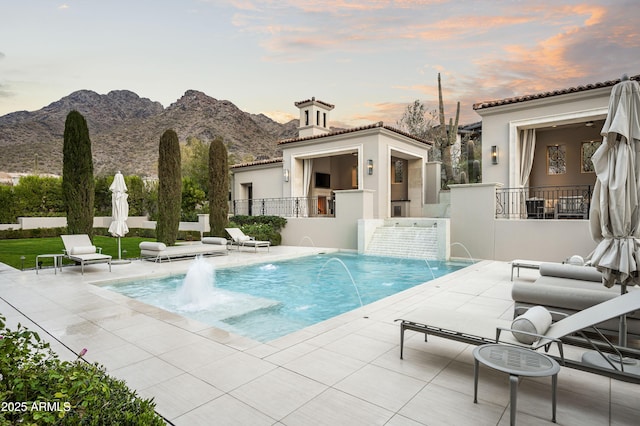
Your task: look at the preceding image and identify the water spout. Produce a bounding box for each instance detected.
[299,236,316,247]
[450,242,475,264]
[423,259,437,281]
[317,257,363,307]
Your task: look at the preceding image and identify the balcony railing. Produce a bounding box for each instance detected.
[231,197,334,217]
[496,185,593,219]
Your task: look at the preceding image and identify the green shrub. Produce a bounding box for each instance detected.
[62,110,95,238]
[228,215,287,245]
[0,227,68,240]
[0,315,165,425]
[157,129,182,246]
[208,136,229,237]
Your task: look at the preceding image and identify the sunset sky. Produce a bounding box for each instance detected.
[0,0,638,127]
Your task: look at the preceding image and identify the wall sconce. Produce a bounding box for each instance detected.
[491,146,499,165]
[367,159,374,175]
[283,168,290,182]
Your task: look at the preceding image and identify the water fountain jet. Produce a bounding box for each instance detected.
[299,236,316,247]
[316,257,363,307]
[423,259,437,281]
[450,242,475,264]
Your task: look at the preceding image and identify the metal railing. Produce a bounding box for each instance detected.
[231,197,334,217]
[496,185,593,219]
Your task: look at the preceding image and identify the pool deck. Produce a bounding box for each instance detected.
[1,246,639,425]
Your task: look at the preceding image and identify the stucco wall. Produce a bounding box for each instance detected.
[280,190,374,250]
[231,164,283,200]
[494,219,595,261]
[450,183,597,262]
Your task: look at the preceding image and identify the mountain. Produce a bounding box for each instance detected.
[0,89,298,176]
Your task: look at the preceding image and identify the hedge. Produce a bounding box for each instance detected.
[0,315,165,425]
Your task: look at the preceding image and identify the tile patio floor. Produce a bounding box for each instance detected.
[1,246,638,425]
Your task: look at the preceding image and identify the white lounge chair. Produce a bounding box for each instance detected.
[396,291,640,383]
[139,238,228,263]
[225,228,270,252]
[61,234,112,275]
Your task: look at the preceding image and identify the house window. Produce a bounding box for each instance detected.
[581,140,601,173]
[316,111,320,125]
[305,110,309,126]
[323,112,327,127]
[547,145,566,175]
[393,159,404,183]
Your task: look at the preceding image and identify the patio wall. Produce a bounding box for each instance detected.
[280,189,374,250]
[450,182,597,262]
[0,216,150,231]
[0,215,209,235]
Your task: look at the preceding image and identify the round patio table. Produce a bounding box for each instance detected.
[473,344,560,425]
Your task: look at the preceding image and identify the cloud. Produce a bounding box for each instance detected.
[0,84,13,98]
[463,2,637,102]
[262,110,296,123]
[58,4,69,10]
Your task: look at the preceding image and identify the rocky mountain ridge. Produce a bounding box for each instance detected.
[0,89,299,176]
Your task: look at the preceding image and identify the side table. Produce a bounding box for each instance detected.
[473,344,560,425]
[36,254,64,275]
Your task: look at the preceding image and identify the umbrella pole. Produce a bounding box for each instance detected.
[620,283,628,348]
[111,236,130,265]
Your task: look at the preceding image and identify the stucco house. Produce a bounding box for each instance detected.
[450,74,639,262]
[231,98,434,220]
[229,98,450,253]
[474,74,639,220]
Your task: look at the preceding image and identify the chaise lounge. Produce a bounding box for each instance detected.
[225,228,271,252]
[61,234,112,275]
[139,237,228,263]
[511,262,640,338]
[396,291,640,383]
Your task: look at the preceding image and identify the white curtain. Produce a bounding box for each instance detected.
[519,129,537,218]
[303,159,313,197]
[519,128,536,187]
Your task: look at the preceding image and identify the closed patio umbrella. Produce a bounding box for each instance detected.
[108,171,130,263]
[589,75,640,346]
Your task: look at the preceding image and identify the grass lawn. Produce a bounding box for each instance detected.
[0,236,156,270]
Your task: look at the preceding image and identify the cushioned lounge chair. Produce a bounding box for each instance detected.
[396,291,640,383]
[61,234,112,275]
[225,228,270,252]
[139,238,228,263]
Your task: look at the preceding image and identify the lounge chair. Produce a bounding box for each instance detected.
[61,234,112,275]
[396,290,640,383]
[225,228,270,252]
[139,238,228,263]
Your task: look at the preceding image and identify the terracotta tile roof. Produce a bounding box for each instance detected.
[230,157,283,169]
[278,121,432,146]
[294,97,335,109]
[473,74,640,111]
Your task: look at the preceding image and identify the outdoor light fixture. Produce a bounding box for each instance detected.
[283,168,290,182]
[585,121,594,127]
[491,146,499,165]
[367,159,374,175]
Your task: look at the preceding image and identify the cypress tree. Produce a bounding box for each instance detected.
[157,129,182,245]
[62,110,95,237]
[208,136,229,237]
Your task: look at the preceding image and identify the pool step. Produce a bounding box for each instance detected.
[365,226,439,259]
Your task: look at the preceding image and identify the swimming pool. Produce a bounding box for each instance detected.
[103,253,470,342]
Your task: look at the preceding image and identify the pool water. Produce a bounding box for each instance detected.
[103,253,470,342]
